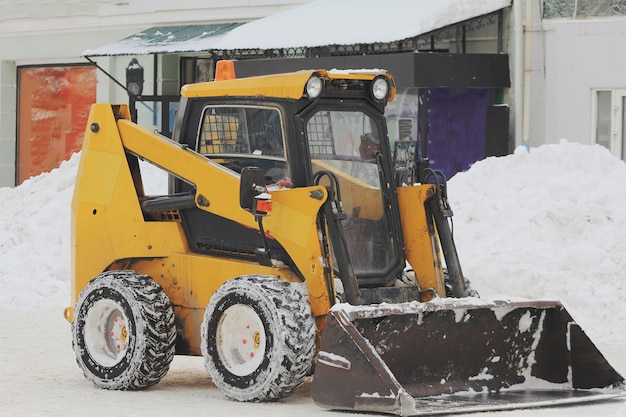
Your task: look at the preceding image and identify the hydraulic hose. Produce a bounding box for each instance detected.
[423,168,469,298]
[314,170,363,305]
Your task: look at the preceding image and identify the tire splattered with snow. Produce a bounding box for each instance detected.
[201,275,316,401]
[72,271,176,390]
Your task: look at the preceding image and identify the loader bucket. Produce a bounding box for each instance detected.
[311,298,625,416]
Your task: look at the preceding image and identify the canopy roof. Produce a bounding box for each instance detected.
[82,23,244,57]
[216,0,511,50]
[83,0,511,57]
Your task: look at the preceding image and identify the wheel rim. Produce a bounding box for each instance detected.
[216,304,266,376]
[84,299,129,367]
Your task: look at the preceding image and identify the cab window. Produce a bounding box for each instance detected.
[196,105,288,184]
[197,106,284,157]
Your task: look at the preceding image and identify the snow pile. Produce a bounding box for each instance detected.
[449,140,626,342]
[0,154,79,307]
[0,140,624,343]
[0,155,166,308]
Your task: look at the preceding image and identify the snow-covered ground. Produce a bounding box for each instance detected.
[1,140,625,416]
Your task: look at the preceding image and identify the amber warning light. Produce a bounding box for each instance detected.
[215,60,236,81]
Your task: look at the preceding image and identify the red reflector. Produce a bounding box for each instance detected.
[256,199,272,213]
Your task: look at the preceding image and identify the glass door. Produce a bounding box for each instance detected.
[594,89,626,159]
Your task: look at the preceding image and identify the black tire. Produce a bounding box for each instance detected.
[72,270,176,390]
[201,275,316,401]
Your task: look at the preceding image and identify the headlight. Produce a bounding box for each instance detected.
[371,77,390,101]
[306,76,324,99]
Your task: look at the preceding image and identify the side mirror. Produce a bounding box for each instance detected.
[239,167,266,211]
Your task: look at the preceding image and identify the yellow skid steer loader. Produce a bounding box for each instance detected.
[65,62,624,415]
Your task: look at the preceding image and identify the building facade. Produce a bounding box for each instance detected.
[0,0,309,187]
[2,0,626,187]
[535,0,626,159]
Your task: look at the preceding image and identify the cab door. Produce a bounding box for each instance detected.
[299,105,405,287]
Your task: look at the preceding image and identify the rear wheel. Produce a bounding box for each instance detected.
[201,275,316,401]
[72,271,176,390]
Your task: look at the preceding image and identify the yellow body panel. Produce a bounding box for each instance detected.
[181,69,395,102]
[182,71,316,99]
[72,105,188,302]
[71,104,333,354]
[265,186,330,317]
[107,254,300,355]
[397,184,446,299]
[312,159,383,219]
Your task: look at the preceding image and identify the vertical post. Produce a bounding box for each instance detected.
[497,9,504,54]
[161,98,170,136]
[153,54,158,126]
[417,88,430,182]
[129,96,137,123]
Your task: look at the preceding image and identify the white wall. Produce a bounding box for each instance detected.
[541,17,626,146]
[0,1,310,37]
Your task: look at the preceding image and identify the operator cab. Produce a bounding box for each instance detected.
[173,64,406,298]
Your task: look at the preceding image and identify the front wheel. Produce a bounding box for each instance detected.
[201,275,316,401]
[72,271,177,390]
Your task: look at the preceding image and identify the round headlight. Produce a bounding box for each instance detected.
[306,76,324,99]
[372,77,390,101]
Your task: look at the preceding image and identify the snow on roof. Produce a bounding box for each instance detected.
[215,0,511,50]
[82,23,244,57]
[83,0,511,57]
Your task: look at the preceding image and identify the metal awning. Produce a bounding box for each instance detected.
[83,0,511,58]
[82,23,245,57]
[215,0,511,51]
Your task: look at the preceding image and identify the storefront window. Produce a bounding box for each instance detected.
[17,65,96,183]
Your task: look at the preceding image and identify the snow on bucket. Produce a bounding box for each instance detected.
[311,298,625,416]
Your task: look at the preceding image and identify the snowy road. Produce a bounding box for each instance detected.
[1,308,624,417]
